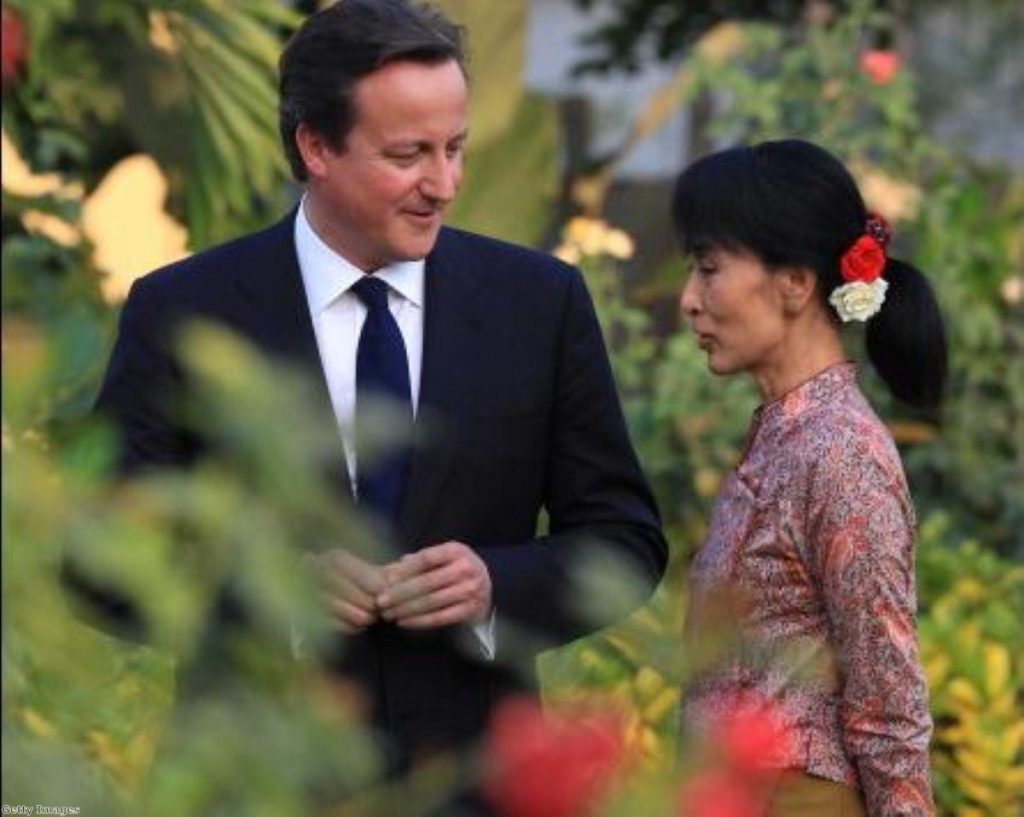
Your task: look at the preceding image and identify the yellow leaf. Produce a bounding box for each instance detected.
[21,708,57,738]
[954,771,995,806]
[953,578,988,603]
[1002,765,1024,792]
[997,721,1024,763]
[954,746,995,784]
[955,622,982,655]
[982,643,1011,698]
[937,723,968,746]
[989,690,1018,719]
[86,729,131,783]
[947,678,983,711]
[635,725,663,762]
[634,666,665,700]
[642,687,679,726]
[694,22,747,64]
[925,651,952,687]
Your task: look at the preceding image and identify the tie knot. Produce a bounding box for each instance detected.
[352,275,391,312]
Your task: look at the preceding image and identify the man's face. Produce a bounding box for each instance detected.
[301,59,468,271]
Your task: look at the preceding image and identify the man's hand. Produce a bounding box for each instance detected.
[377,541,492,629]
[304,549,388,635]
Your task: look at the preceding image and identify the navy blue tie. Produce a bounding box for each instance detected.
[352,275,413,522]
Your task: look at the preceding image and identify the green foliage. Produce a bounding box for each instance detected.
[569,0,825,75]
[2,325,405,815]
[438,0,561,246]
[2,1,1021,814]
[3,0,299,249]
[916,517,1024,815]
[545,5,1023,811]
[677,0,1024,554]
[447,93,561,246]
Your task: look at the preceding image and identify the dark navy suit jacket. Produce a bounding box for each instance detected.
[93,211,668,762]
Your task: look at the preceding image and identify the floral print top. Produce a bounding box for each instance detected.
[684,363,935,817]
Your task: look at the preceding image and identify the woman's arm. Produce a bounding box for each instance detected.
[813,445,935,817]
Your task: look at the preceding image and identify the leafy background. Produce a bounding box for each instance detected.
[2,0,1021,815]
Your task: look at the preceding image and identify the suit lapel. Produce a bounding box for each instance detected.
[397,230,483,545]
[230,211,322,369]
[230,210,352,498]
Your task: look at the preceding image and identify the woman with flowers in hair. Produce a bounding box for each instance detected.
[674,139,944,817]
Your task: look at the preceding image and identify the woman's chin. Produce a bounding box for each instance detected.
[706,355,738,376]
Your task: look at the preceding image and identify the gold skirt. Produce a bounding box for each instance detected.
[767,772,867,817]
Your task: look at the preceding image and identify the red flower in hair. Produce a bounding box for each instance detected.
[483,697,626,817]
[840,235,886,283]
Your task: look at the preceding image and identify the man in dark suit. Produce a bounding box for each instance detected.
[93,0,667,774]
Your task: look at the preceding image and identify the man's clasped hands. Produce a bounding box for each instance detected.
[305,542,492,634]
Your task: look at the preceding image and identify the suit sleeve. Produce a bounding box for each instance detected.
[477,267,668,645]
[62,277,194,638]
[94,277,196,473]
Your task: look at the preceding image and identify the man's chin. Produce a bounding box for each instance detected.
[395,230,443,261]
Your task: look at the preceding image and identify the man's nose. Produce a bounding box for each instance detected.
[421,153,461,203]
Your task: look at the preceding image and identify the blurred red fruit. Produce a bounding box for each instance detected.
[678,770,761,817]
[2,5,28,88]
[713,697,793,779]
[859,49,901,85]
[483,697,625,817]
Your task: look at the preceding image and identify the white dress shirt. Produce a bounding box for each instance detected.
[293,200,494,658]
[294,201,425,486]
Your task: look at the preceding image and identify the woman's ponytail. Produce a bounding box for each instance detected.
[865,257,948,409]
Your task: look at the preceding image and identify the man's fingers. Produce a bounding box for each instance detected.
[383,548,443,584]
[332,550,388,595]
[380,580,479,621]
[394,601,480,629]
[324,576,377,610]
[376,541,491,630]
[329,597,376,632]
[378,563,462,608]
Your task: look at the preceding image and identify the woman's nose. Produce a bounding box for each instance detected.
[680,274,701,315]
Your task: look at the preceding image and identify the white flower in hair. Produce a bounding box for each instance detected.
[829,279,889,323]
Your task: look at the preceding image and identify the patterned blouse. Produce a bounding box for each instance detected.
[684,363,935,817]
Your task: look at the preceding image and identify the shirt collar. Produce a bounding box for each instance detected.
[759,362,857,427]
[294,198,425,312]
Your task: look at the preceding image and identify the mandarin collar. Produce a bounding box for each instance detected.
[757,362,857,427]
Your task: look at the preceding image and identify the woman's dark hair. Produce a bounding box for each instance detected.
[671,139,947,408]
[279,0,466,181]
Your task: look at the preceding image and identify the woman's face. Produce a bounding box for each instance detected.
[679,246,789,377]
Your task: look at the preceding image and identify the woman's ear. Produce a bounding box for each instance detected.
[777,266,818,315]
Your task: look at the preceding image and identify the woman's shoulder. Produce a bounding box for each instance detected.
[789,383,907,491]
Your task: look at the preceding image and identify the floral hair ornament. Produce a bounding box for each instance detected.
[829,212,891,322]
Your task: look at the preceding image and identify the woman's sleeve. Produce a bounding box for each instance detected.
[811,441,935,817]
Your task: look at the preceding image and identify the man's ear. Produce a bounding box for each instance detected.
[295,123,332,179]
[777,266,818,315]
